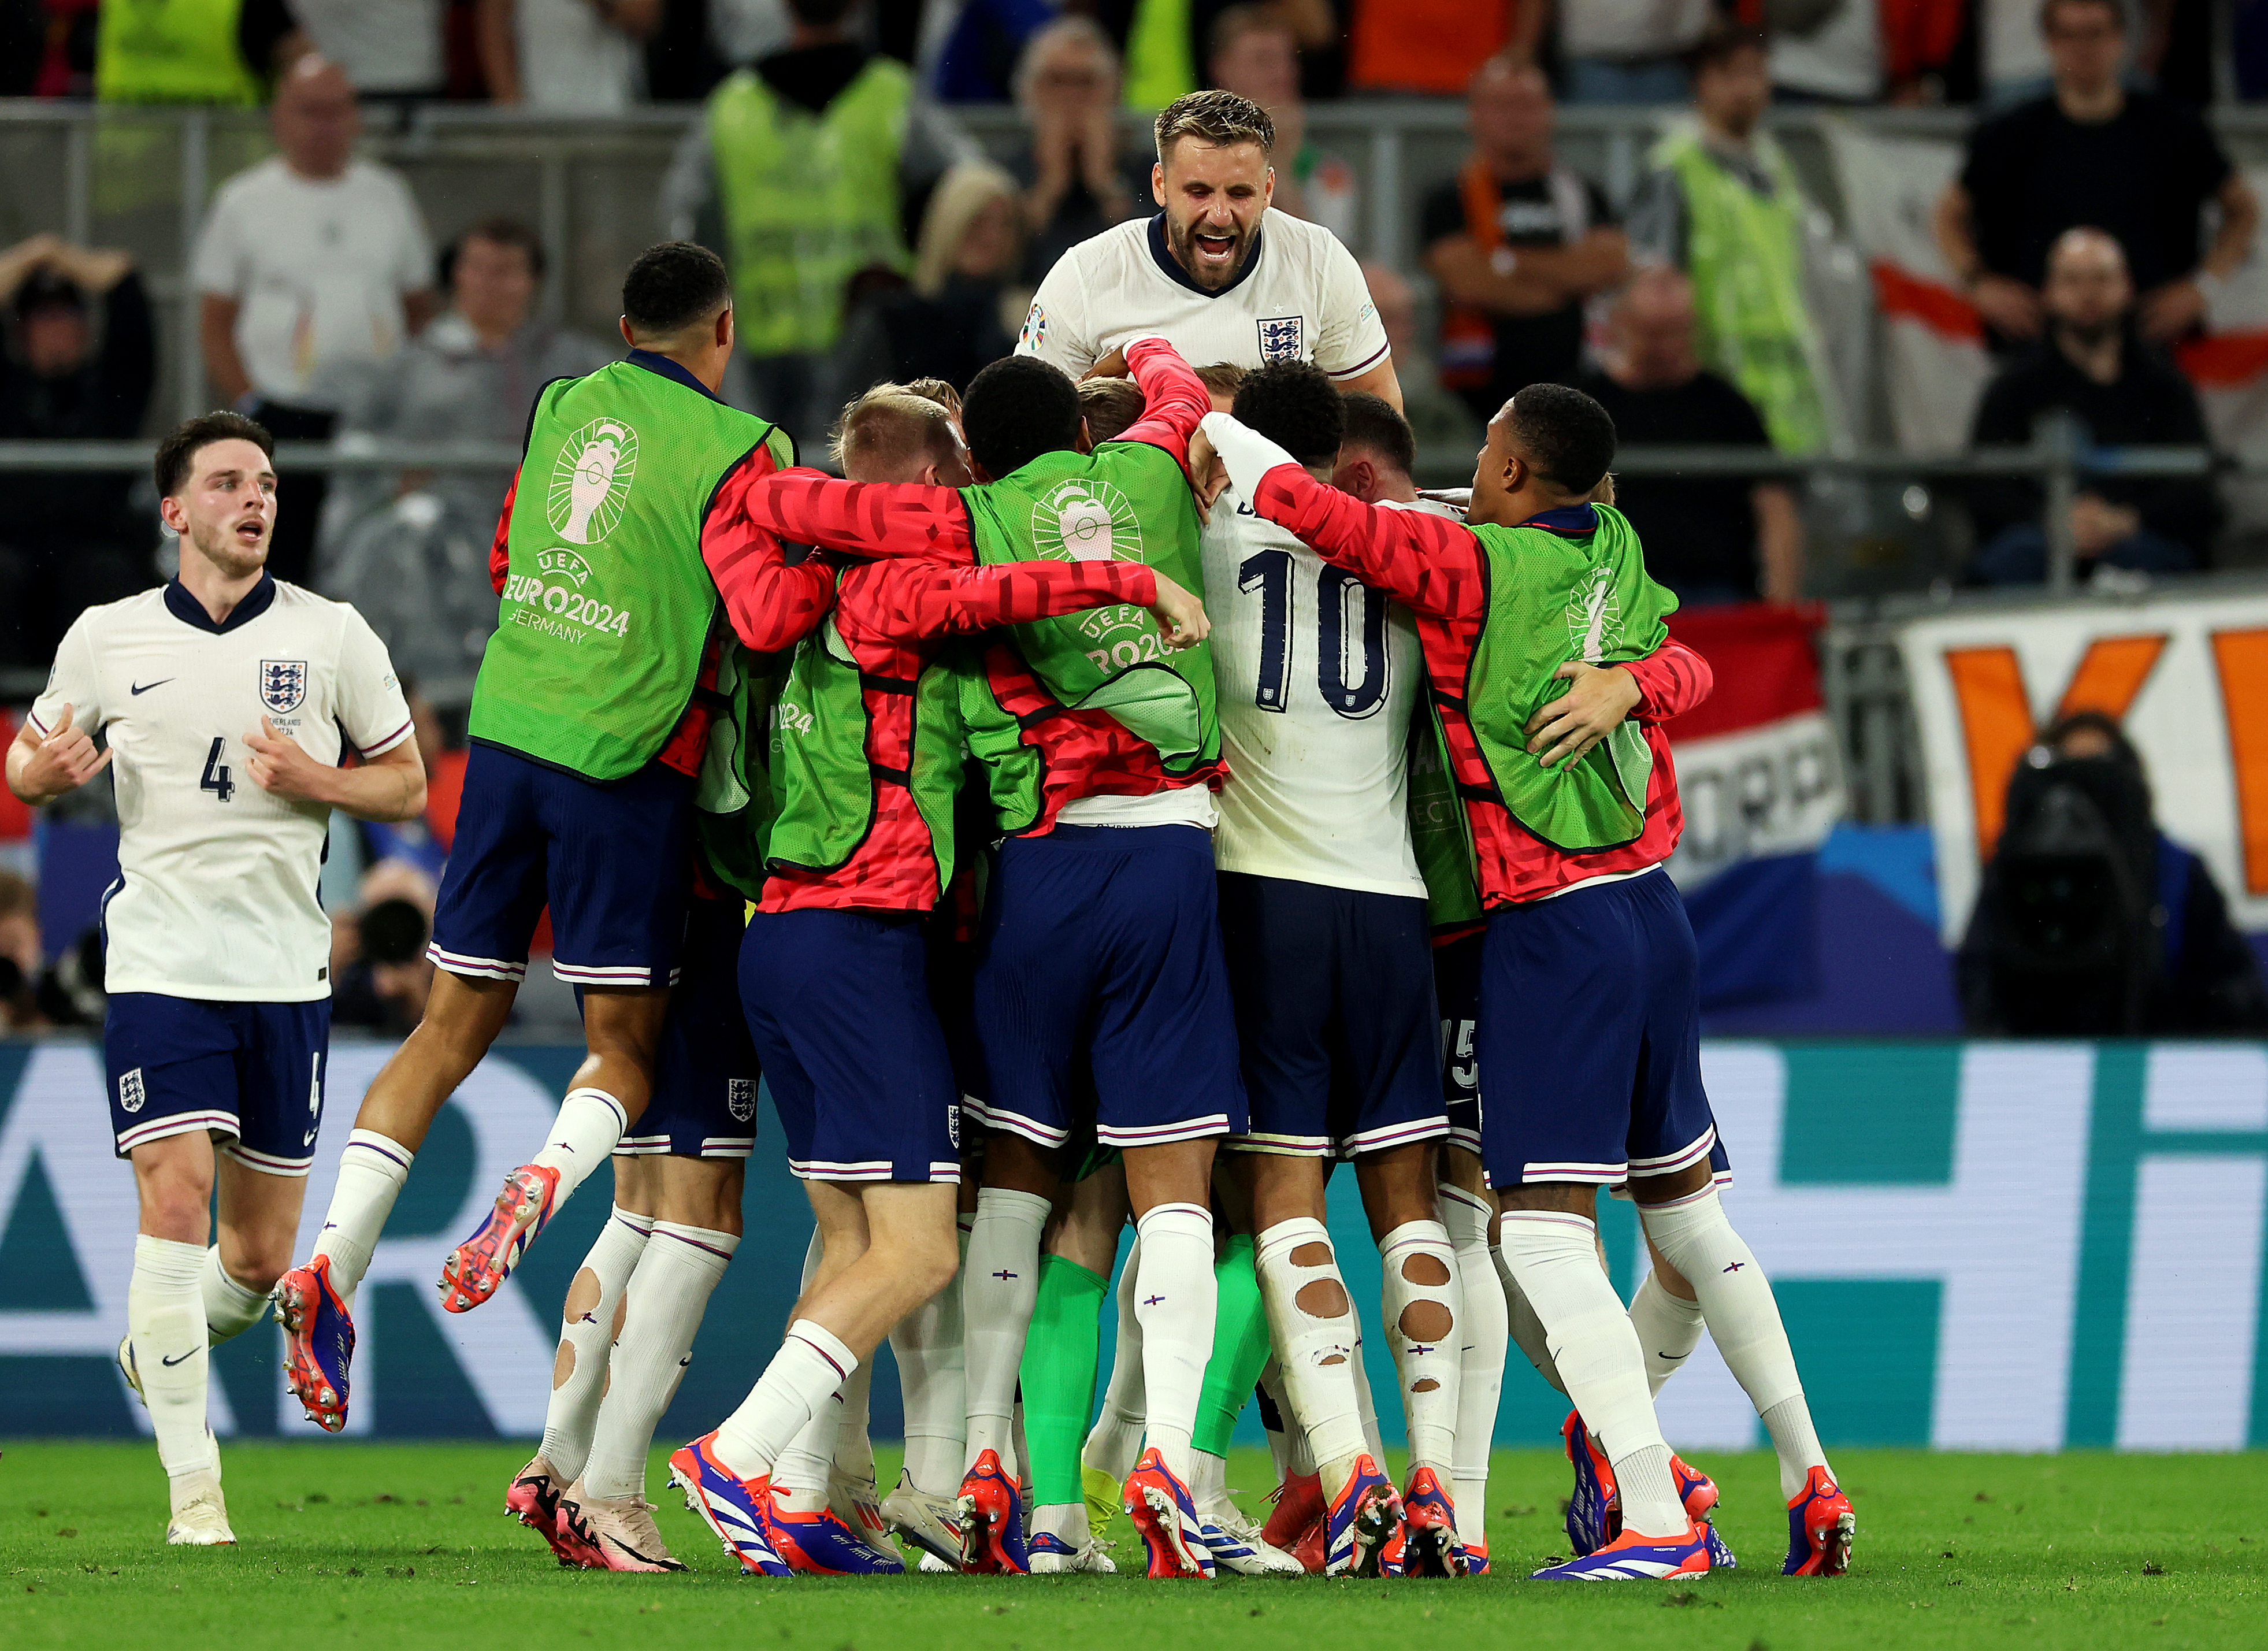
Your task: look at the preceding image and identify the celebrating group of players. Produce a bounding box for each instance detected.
[14,87,1856,1586]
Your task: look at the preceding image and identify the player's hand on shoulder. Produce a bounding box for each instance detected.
[1524,661,1642,768]
[1082,347,1130,381]
[1185,425,1228,518]
[1148,571,1210,651]
[17,704,112,799]
[243,715,332,804]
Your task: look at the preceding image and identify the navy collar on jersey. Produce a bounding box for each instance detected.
[626,348,722,402]
[1146,213,1266,300]
[165,571,276,634]
[1521,503,1599,537]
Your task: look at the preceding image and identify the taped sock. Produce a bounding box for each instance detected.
[580,1219,734,1502]
[537,1207,652,1482]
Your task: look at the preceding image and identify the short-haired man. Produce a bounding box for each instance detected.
[1202,382,1857,1580]
[738,337,1239,1580]
[1938,0,2258,348]
[671,384,1208,1579]
[275,242,823,1434]
[1016,90,1400,407]
[9,412,425,1544]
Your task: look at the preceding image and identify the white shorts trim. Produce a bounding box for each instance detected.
[552,960,666,987]
[1342,1115,1452,1156]
[1095,1113,1233,1148]
[961,1097,1072,1149]
[1519,1159,1628,1185]
[221,1140,315,1177]
[1625,1125,1716,1177]
[1444,1126,1483,1155]
[427,944,526,982]
[1224,1130,1334,1157]
[789,1157,961,1184]
[116,1111,238,1155]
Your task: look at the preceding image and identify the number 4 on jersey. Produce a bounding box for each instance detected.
[201,737,236,803]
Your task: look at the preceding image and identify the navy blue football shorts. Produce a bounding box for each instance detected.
[1216,872,1446,1159]
[104,992,330,1174]
[968,824,1248,1152]
[429,741,694,989]
[1433,930,1483,1156]
[614,893,761,1159]
[1475,867,1719,1191]
[740,907,961,1184]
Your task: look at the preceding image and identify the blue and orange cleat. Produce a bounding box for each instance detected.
[762,1492,905,1575]
[1531,1519,1714,1581]
[1123,1448,1213,1579]
[955,1449,1029,1575]
[439,1163,559,1313]
[666,1432,791,1577]
[1398,1466,1469,1577]
[1783,1466,1855,1576]
[1464,1536,1491,1575]
[1562,1410,1617,1557]
[1672,1455,1720,1522]
[277,1254,355,1431]
[1321,1453,1402,1578]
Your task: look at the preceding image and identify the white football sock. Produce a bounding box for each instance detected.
[962,1186,1050,1476]
[1132,1202,1215,1483]
[771,1398,844,1514]
[1081,1236,1147,1481]
[200,1246,269,1346]
[891,1217,969,1494]
[1495,1240,1567,1394]
[1439,1184,1505,1545]
[1640,1189,1827,1498]
[130,1235,215,1478]
[536,1207,651,1482]
[1031,1499,1092,1552]
[1628,1266,1708,1398]
[1190,1448,1228,1511]
[714,1319,859,1481]
[311,1129,413,1308]
[1253,1217,1367,1489]
[1257,1359,1316,1476]
[1497,1210,1680,1538]
[579,1219,734,1502]
[1379,1218,1463,1475]
[530,1089,630,1208]
[834,1355,875,1485]
[1349,1330,1386,1470]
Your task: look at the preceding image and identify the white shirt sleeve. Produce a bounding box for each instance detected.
[1313,233,1392,382]
[1016,252,1097,375]
[190,181,247,299]
[28,615,103,740]
[333,607,417,757]
[1202,410,1299,500]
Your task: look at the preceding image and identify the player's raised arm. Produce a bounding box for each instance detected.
[740,466,979,569]
[1201,410,1484,621]
[1113,335,1211,468]
[703,442,848,652]
[873,557,1207,650]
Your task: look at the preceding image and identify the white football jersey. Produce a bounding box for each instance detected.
[1016,209,1391,383]
[1203,483,1436,897]
[31,578,414,1003]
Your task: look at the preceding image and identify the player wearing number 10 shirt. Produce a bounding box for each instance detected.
[9,412,424,1548]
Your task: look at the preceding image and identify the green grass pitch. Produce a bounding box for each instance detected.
[3,1442,2262,1649]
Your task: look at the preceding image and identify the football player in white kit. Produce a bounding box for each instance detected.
[7,413,424,1544]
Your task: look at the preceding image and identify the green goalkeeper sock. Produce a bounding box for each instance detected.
[1194,1234,1272,1460]
[1019,1254,1108,1508]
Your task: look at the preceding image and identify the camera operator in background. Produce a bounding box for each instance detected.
[1959,711,2268,1037]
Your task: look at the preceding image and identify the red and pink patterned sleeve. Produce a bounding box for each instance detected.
[742,468,979,565]
[858,559,1157,641]
[488,469,518,595]
[1621,639,1713,724]
[701,446,838,654]
[1249,468,1487,622]
[1115,336,1211,469]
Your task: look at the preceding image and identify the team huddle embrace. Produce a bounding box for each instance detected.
[16,88,1852,1588]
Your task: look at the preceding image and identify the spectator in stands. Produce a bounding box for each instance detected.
[91,0,301,103]
[1207,6,1354,243]
[1108,0,1340,109]
[1966,227,2222,584]
[830,161,1025,410]
[321,216,608,687]
[1010,15,1144,287]
[1627,23,1838,455]
[194,57,437,586]
[1581,268,1805,605]
[1555,0,1714,105]
[478,0,659,111]
[0,235,157,666]
[331,859,439,1036]
[1937,0,2258,348]
[666,0,971,451]
[1357,261,1477,457]
[292,1,447,104]
[1959,710,2268,1036]
[1421,57,1626,426]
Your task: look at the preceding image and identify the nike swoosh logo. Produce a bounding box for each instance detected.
[160,1350,196,1367]
[678,1356,692,1368]
[129,679,174,695]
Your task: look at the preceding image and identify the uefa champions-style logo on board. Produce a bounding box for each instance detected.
[548,418,639,544]
[1032,476,1142,563]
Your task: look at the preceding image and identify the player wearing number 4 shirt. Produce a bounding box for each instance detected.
[8,412,425,1548]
